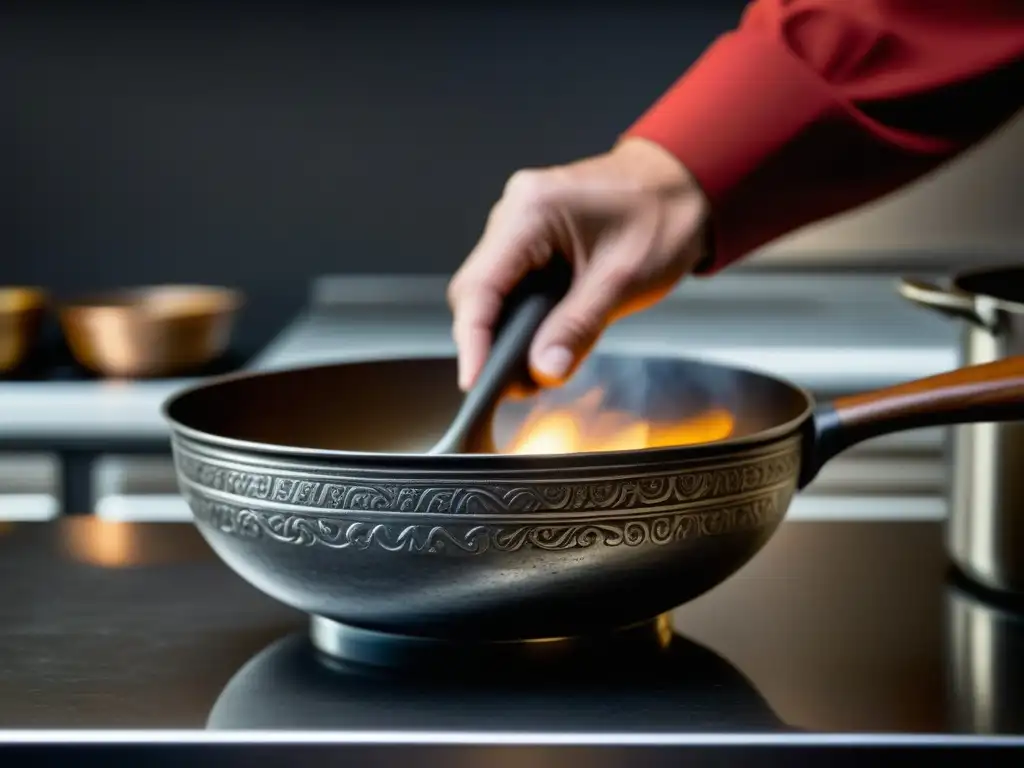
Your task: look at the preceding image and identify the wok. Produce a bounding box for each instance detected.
[164,352,1024,650]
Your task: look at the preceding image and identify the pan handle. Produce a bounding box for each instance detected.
[898,277,990,329]
[800,356,1024,487]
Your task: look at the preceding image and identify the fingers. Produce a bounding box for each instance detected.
[448,216,546,390]
[528,254,636,386]
[449,286,501,391]
[449,166,642,391]
[448,146,705,393]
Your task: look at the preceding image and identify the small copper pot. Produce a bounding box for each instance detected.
[0,287,47,373]
[59,285,243,379]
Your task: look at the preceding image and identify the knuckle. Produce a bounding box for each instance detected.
[484,200,503,227]
[602,262,640,293]
[503,168,552,206]
[446,272,469,309]
[555,311,600,348]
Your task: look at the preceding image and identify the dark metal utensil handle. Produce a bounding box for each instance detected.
[429,256,574,455]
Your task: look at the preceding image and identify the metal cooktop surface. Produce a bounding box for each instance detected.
[0,515,1021,746]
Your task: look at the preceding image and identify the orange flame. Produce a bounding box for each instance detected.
[505,387,735,455]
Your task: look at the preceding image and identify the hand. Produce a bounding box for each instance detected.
[447,137,711,391]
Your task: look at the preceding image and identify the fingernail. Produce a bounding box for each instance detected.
[534,346,574,382]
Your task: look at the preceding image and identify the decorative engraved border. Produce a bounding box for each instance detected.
[188,490,787,555]
[173,440,801,517]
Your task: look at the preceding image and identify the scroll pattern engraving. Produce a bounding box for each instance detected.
[174,440,800,516]
[189,491,785,555]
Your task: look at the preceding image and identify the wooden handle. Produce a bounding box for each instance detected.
[800,357,1024,488]
[835,356,1024,429]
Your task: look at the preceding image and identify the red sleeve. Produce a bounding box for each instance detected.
[623,0,1024,273]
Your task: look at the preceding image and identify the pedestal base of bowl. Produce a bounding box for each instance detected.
[309,613,675,670]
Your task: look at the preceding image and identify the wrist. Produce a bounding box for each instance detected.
[611,137,706,200]
[611,137,713,272]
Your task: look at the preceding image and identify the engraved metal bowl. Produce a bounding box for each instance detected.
[164,354,809,644]
[164,349,1024,653]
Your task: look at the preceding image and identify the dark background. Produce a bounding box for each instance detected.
[0,2,745,352]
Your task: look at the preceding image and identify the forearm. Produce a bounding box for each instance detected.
[624,0,1024,271]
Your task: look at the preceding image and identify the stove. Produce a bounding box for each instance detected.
[1,515,1021,764]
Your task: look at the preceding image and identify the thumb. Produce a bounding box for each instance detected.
[527,260,633,386]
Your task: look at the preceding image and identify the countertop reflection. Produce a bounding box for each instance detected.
[946,571,1024,734]
[0,516,1023,737]
[208,628,786,733]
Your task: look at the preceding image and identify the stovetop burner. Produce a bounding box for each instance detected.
[307,613,676,671]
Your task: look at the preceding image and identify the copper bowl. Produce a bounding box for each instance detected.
[0,287,47,373]
[59,285,243,379]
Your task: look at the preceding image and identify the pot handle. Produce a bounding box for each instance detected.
[898,277,988,328]
[800,356,1024,487]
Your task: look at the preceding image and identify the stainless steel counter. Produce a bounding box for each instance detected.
[1,517,1022,761]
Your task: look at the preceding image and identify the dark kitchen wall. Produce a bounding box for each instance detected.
[0,2,745,350]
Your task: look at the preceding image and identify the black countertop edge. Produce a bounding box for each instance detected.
[1,732,1023,746]
[1,741,1023,768]
[0,436,171,452]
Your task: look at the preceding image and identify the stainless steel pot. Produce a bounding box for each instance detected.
[900,266,1024,594]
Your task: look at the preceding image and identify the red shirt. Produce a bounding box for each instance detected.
[624,0,1024,272]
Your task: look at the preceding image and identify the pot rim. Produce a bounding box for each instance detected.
[162,354,814,471]
[945,261,1024,315]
